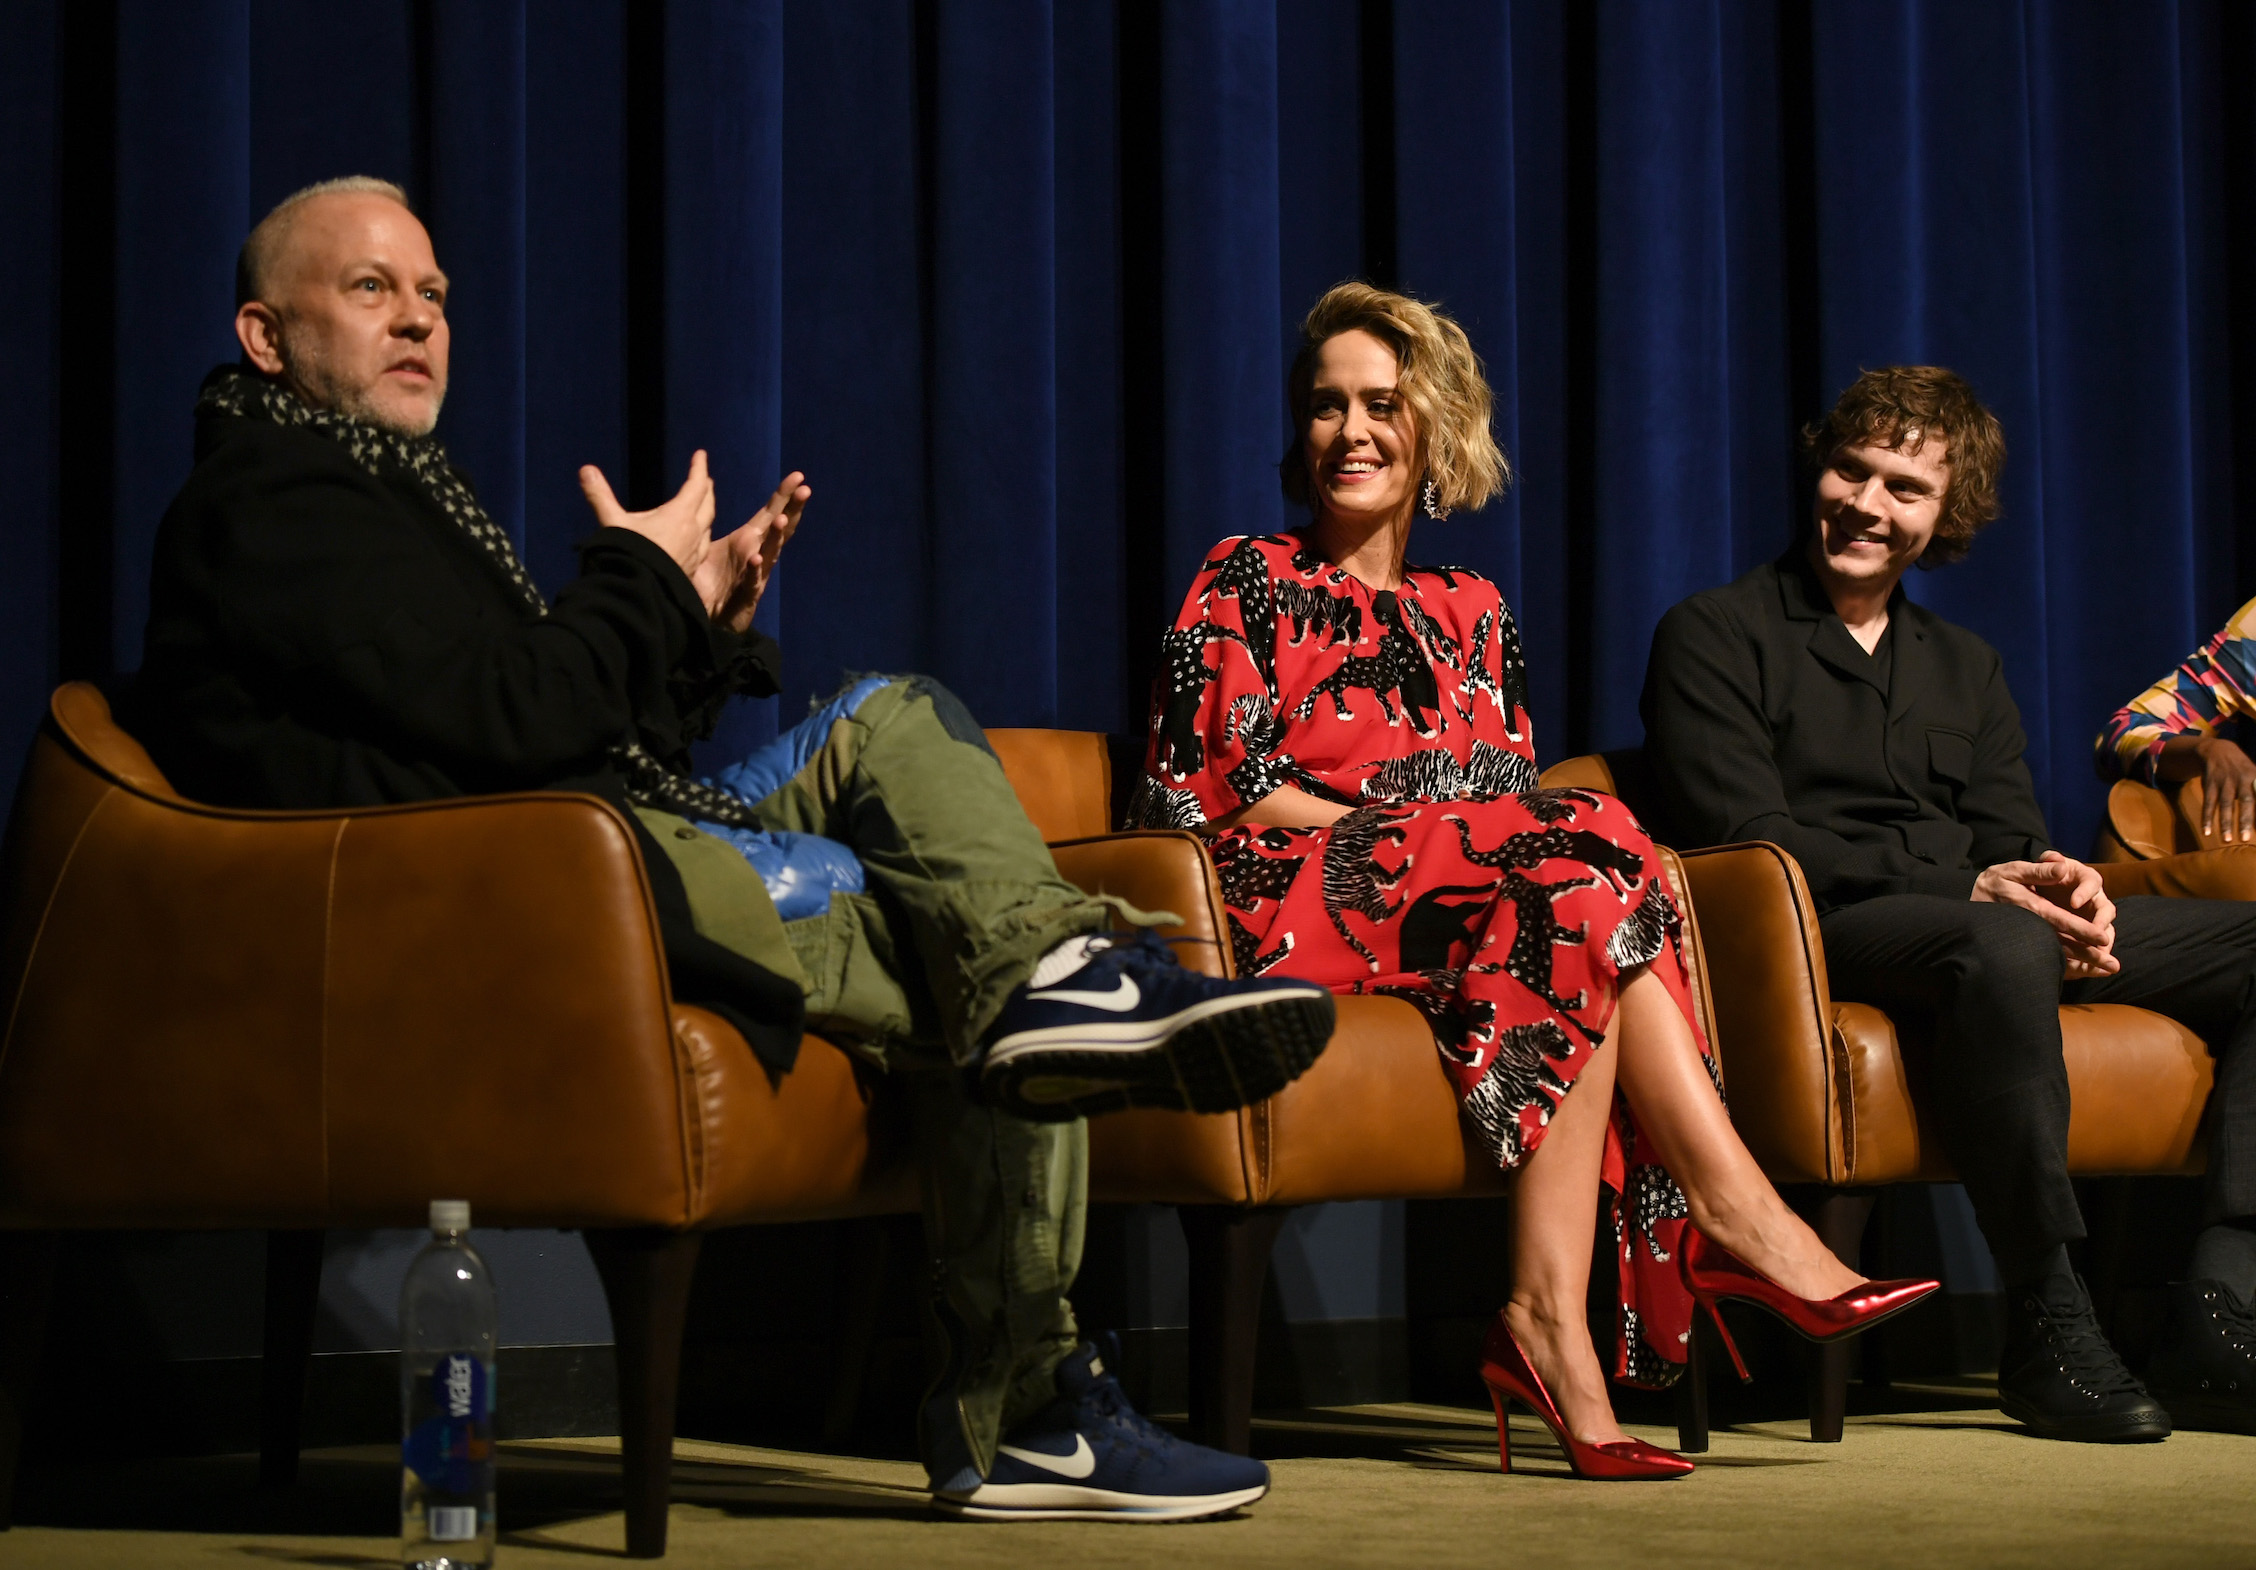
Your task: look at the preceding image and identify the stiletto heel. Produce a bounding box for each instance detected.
[1477,1314,1693,1481]
[1689,1290,1755,1383]
[1677,1226,1939,1372]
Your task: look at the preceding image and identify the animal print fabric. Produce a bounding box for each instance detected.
[1134,532,1710,1387]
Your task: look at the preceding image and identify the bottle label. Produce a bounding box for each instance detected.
[403,1353,493,1496]
[427,1505,480,1541]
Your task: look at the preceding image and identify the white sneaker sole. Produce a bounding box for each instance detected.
[980,988,1333,1121]
[932,1480,1270,1521]
[985,990,1306,1062]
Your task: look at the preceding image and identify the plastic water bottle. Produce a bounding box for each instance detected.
[399,1200,498,1569]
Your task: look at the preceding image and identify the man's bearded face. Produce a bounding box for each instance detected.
[262,194,450,438]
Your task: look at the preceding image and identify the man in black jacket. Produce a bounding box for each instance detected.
[1642,366,2256,1442]
[128,176,1333,1520]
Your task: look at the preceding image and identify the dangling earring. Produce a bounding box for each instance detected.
[1423,477,1451,521]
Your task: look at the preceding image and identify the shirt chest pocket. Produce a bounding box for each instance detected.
[1928,727,1975,787]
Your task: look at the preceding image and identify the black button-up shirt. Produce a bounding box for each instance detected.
[1639,552,2052,912]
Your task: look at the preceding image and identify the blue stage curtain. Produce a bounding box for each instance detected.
[3,1,2254,851]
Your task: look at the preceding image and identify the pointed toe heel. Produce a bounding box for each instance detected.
[1477,1314,1694,1481]
[1678,1226,1940,1382]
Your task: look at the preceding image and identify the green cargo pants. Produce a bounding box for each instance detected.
[635,676,1119,1480]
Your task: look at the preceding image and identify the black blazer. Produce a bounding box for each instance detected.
[127,384,808,1066]
[1639,552,2051,913]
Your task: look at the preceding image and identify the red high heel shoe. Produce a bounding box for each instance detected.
[1477,1315,1694,1480]
[1678,1225,1940,1382]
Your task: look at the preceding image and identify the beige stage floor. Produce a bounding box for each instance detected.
[5,1382,2252,1569]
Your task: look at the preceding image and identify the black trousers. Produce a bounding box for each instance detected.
[1819,894,2256,1262]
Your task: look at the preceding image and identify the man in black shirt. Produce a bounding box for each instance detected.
[1642,367,2256,1442]
[127,176,1332,1519]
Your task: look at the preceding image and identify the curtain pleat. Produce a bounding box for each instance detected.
[5,0,2255,852]
[430,1,529,553]
[111,1,251,671]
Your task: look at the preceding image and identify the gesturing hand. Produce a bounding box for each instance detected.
[1971,851,2120,979]
[578,451,716,579]
[692,471,811,633]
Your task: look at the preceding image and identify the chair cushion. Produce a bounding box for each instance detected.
[2100,845,2256,903]
[1260,994,1508,1204]
[1090,994,1504,1209]
[1835,1001,2212,1185]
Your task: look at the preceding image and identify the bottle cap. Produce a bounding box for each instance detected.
[429,1199,471,1233]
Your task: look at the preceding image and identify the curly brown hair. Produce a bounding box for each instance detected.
[1801,366,2007,567]
[1279,282,1510,515]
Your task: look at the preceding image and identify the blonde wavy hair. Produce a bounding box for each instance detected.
[1279,282,1510,516]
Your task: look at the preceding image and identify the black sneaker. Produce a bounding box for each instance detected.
[1997,1275,2171,1442]
[979,931,1334,1122]
[2146,1279,2256,1435]
[931,1341,1270,1522]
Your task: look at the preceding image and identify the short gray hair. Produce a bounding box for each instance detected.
[235,176,413,306]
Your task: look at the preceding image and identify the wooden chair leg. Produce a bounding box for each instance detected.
[1802,1189,1878,1443]
[1676,1310,1711,1453]
[0,1232,59,1530]
[259,1229,325,1489]
[821,1218,892,1448]
[586,1229,704,1561]
[1179,1206,1290,1455]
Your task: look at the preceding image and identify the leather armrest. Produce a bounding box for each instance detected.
[1674,841,1842,1184]
[2099,845,2256,903]
[1048,831,1232,978]
[2102,777,2183,860]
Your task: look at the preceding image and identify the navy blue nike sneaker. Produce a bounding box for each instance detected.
[978,930,1334,1122]
[932,1341,1270,1522]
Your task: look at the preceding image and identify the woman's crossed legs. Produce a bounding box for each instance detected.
[1504,966,1863,1446]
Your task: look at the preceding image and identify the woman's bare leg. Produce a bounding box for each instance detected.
[1613,967,1862,1299]
[1504,1033,1632,1446]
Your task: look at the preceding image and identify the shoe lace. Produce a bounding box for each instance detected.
[1095,929,1173,967]
[1080,1372,1180,1462]
[2027,1298,2146,1396]
[2209,1292,2256,1357]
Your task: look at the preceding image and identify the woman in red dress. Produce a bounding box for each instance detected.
[1135,284,1933,1478]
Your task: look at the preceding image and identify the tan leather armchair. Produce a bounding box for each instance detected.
[0,690,1238,1556]
[1545,750,2228,1446]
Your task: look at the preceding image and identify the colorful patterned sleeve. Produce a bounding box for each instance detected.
[1132,536,1288,828]
[2096,595,2256,784]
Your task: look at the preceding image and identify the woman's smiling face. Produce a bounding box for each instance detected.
[1304,329,1419,526]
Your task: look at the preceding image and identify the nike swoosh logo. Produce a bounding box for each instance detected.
[1026,975,1141,1012]
[996,1434,1097,1479]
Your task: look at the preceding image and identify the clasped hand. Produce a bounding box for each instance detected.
[1971,851,2119,979]
[576,451,811,634]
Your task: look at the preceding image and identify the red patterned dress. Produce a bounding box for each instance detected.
[1132,531,1714,1385]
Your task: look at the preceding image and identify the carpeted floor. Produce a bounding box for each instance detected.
[6,1381,2252,1568]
